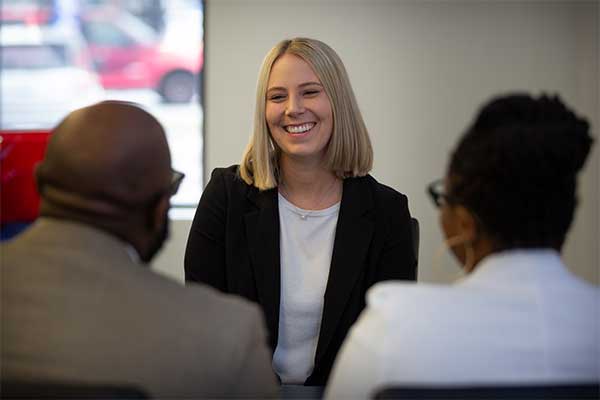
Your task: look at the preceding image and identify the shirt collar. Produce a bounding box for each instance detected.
[457,248,568,287]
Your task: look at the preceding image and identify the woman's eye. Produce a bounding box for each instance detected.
[304,90,320,96]
[268,94,286,102]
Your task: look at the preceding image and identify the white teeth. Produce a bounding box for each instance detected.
[285,123,315,134]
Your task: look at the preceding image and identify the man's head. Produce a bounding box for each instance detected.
[36,100,181,262]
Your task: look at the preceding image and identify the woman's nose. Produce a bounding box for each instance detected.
[285,94,305,116]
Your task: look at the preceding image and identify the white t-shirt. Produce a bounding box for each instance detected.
[273,193,340,384]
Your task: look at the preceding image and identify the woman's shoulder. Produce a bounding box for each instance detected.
[209,164,241,181]
[348,174,408,206]
[207,164,251,188]
[201,164,256,203]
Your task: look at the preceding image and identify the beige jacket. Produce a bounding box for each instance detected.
[1,218,278,398]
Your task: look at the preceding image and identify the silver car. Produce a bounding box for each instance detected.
[1,24,105,130]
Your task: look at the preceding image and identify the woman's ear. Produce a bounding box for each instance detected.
[454,205,478,243]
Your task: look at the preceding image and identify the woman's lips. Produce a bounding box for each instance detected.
[284,122,316,134]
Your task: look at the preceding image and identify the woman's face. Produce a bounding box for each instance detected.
[265,53,333,164]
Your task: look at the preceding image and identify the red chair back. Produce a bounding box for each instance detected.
[0,130,52,223]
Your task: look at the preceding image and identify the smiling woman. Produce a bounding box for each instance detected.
[266,53,334,166]
[184,37,417,386]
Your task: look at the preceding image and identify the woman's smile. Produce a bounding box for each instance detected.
[284,122,316,135]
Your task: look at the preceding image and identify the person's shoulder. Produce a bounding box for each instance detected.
[168,277,262,325]
[346,281,438,348]
[141,271,259,316]
[207,164,252,190]
[125,275,274,395]
[1,234,25,256]
[366,280,464,318]
[366,280,423,306]
[0,237,29,274]
[352,174,408,204]
[373,175,408,201]
[210,164,239,178]
[208,164,240,183]
[347,175,409,218]
[132,272,266,346]
[186,282,261,319]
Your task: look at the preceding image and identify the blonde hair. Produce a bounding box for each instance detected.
[239,37,373,190]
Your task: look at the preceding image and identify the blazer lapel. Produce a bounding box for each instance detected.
[315,177,374,365]
[244,187,281,349]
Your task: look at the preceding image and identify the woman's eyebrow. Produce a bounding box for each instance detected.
[299,82,323,88]
[267,82,323,93]
[267,86,286,94]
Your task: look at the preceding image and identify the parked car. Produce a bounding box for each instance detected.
[0,0,54,25]
[80,7,203,103]
[0,24,105,130]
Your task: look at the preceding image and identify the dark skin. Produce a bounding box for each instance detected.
[439,175,495,273]
[35,101,173,263]
[440,201,495,273]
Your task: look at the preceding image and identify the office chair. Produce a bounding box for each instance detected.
[410,217,419,266]
[374,383,600,399]
[0,130,52,241]
[1,379,149,399]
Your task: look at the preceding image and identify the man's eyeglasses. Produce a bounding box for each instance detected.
[169,169,185,196]
[427,179,451,208]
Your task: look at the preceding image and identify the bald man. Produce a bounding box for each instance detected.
[1,101,278,398]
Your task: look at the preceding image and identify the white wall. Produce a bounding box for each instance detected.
[153,0,599,285]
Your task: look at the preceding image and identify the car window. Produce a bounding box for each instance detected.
[81,21,134,47]
[114,12,158,46]
[1,45,67,69]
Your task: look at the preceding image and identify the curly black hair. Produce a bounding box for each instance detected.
[448,93,594,250]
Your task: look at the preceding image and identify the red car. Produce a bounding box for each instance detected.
[80,8,203,103]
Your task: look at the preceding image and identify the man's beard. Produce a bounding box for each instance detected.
[141,211,169,263]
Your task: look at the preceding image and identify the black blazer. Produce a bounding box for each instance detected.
[185,165,416,385]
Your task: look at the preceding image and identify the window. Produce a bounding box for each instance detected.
[0,0,205,207]
[1,44,67,69]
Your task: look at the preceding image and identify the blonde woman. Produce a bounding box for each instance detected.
[185,38,416,386]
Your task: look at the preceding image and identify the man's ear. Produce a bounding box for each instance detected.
[150,194,170,232]
[454,205,478,243]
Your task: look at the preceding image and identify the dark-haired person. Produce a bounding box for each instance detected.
[325,94,598,399]
[1,101,278,399]
[185,38,417,386]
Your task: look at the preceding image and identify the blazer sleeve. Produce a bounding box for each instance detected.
[184,168,229,290]
[374,187,417,283]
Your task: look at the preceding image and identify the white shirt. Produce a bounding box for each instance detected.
[325,249,600,399]
[273,193,340,383]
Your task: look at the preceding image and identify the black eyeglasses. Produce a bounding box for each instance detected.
[427,179,451,208]
[169,169,185,196]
